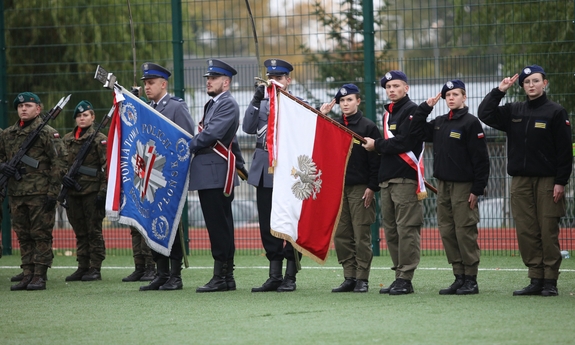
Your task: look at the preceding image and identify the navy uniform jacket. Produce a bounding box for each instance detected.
[189,90,243,190]
[336,110,381,191]
[373,95,421,183]
[153,94,195,135]
[415,103,489,196]
[243,98,273,188]
[478,89,572,186]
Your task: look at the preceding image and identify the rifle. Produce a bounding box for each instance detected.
[0,94,71,198]
[58,105,115,208]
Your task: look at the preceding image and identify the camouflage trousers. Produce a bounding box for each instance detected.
[66,192,106,269]
[10,195,55,276]
[129,226,153,266]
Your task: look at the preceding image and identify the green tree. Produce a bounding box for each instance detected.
[452,0,575,112]
[299,0,390,115]
[4,0,171,129]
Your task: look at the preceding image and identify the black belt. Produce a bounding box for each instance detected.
[256,142,268,151]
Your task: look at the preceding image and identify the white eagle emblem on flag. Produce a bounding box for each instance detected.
[291,155,322,200]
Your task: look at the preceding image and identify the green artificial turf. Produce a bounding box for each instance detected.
[1,253,574,345]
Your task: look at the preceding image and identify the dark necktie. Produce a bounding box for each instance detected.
[152,102,157,109]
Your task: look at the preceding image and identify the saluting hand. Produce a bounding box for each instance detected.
[498,74,519,93]
[320,99,336,115]
[426,93,442,107]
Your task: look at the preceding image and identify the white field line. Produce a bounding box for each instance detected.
[2,266,575,272]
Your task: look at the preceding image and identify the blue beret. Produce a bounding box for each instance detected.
[204,59,237,77]
[441,80,466,99]
[380,70,408,88]
[264,59,293,76]
[334,84,360,104]
[518,64,546,87]
[141,62,171,80]
[13,92,41,109]
[74,100,94,118]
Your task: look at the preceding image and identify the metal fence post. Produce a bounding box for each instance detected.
[0,1,11,256]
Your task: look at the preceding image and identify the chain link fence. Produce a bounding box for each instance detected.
[1,0,574,256]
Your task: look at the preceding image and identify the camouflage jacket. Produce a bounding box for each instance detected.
[63,125,107,196]
[0,116,67,197]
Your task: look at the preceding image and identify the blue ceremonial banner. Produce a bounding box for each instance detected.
[106,87,193,256]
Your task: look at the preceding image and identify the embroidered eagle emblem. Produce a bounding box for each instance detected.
[291,155,322,200]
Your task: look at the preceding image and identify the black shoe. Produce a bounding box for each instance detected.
[456,275,478,295]
[513,278,544,296]
[10,274,33,291]
[226,276,237,291]
[122,265,146,282]
[159,276,183,290]
[65,268,89,282]
[439,274,465,295]
[277,277,296,292]
[379,279,397,294]
[389,278,414,295]
[541,279,558,297]
[27,276,47,290]
[252,277,283,292]
[11,272,25,282]
[81,268,102,281]
[140,264,156,281]
[139,275,169,291]
[332,278,356,293]
[196,276,228,292]
[353,279,369,293]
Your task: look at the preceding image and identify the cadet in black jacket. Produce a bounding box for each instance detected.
[363,71,425,295]
[478,65,572,297]
[414,80,489,295]
[320,84,381,293]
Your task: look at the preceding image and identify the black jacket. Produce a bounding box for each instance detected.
[415,103,489,196]
[336,110,381,191]
[478,88,572,185]
[373,95,422,183]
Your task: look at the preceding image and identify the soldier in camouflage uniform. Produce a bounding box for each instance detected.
[62,101,107,282]
[0,92,67,291]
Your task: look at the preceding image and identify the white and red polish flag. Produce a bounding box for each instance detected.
[268,87,354,263]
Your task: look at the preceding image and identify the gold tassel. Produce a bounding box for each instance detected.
[417,191,428,200]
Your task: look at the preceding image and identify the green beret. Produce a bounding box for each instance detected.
[13,92,41,109]
[74,100,93,118]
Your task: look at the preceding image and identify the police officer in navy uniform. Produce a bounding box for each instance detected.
[137,62,196,291]
[191,59,245,293]
[243,59,302,292]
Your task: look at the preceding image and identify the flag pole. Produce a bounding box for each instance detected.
[276,89,437,194]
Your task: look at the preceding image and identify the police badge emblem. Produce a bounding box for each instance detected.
[446,81,454,89]
[340,88,347,95]
[523,67,532,75]
[385,72,392,80]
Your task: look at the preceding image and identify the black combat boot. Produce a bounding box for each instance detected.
[277,260,297,292]
[379,279,398,294]
[27,275,47,290]
[139,258,169,291]
[331,277,356,293]
[159,259,183,291]
[10,274,33,291]
[122,264,146,282]
[252,261,283,292]
[389,278,414,295]
[140,263,156,281]
[439,274,465,295]
[456,275,479,295]
[196,261,228,293]
[82,267,102,281]
[541,279,558,297]
[226,259,236,291]
[11,272,25,282]
[354,279,369,293]
[513,278,544,296]
[65,267,89,282]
